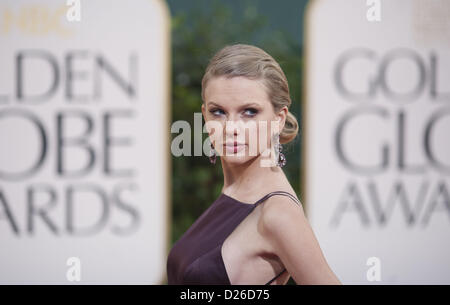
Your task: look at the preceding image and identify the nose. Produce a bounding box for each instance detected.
[224,117,243,137]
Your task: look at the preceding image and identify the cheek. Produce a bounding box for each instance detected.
[245,121,272,153]
[206,121,225,146]
[247,124,258,146]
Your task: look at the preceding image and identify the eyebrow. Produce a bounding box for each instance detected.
[207,102,261,109]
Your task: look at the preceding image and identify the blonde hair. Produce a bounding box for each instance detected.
[201,44,299,144]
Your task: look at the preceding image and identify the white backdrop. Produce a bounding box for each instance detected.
[304,0,450,284]
[0,0,170,284]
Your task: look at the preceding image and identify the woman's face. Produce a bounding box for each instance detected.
[202,76,287,166]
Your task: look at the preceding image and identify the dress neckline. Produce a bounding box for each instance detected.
[221,192,256,206]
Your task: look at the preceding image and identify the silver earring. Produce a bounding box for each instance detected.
[274,133,286,167]
[209,142,217,165]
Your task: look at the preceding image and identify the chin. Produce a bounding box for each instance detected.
[217,145,262,165]
[220,153,258,165]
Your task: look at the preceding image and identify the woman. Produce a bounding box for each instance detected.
[167,44,341,285]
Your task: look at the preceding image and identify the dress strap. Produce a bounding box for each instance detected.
[265,268,287,285]
[254,191,301,207]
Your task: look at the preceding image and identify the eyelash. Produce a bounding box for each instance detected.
[209,108,258,117]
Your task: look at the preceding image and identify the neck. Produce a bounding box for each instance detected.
[220,149,285,197]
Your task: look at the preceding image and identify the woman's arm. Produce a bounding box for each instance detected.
[259,196,342,285]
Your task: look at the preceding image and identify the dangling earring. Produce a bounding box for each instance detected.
[209,141,217,165]
[274,133,286,167]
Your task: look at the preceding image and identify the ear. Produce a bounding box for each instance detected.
[201,103,206,121]
[276,106,288,134]
[202,103,212,134]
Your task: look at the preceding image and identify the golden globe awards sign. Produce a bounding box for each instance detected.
[0,0,170,283]
[304,0,450,284]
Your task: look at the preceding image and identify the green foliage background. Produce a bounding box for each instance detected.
[167,0,306,285]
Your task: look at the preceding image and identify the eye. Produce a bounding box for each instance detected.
[244,108,258,117]
[209,108,224,116]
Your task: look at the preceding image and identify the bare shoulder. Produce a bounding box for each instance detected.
[256,192,342,284]
[257,193,307,238]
